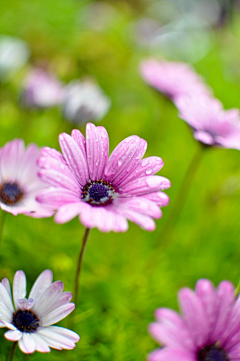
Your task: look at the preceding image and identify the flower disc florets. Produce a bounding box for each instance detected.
[82,180,115,206]
[197,345,230,361]
[12,309,39,333]
[0,182,24,205]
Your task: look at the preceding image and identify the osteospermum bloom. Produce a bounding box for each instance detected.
[148,279,240,361]
[21,68,64,108]
[62,80,111,124]
[0,270,79,353]
[0,139,53,217]
[176,95,240,149]
[140,59,211,100]
[37,123,170,232]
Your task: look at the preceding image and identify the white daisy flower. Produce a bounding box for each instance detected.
[0,270,80,353]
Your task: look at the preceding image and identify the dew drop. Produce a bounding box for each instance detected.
[146,168,152,175]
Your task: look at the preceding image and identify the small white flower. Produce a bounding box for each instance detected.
[0,270,80,353]
[62,80,111,124]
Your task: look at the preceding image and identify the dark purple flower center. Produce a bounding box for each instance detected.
[0,182,24,205]
[12,310,40,333]
[82,180,115,206]
[197,345,230,361]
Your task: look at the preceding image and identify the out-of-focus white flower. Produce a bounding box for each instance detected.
[20,68,64,108]
[62,80,111,124]
[0,36,30,82]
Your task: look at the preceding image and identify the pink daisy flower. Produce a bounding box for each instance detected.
[175,95,240,149]
[0,139,53,217]
[0,270,79,353]
[140,59,211,100]
[37,123,170,232]
[148,279,240,361]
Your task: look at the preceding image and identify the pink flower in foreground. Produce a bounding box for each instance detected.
[21,68,64,108]
[176,95,240,149]
[148,279,240,361]
[0,139,53,217]
[140,59,211,100]
[0,270,79,353]
[37,123,171,232]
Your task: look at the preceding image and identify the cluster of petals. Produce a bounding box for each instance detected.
[176,95,240,149]
[0,139,53,217]
[37,123,171,232]
[140,58,211,100]
[0,270,79,353]
[148,279,240,361]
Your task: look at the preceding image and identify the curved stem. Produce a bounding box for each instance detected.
[74,228,91,307]
[156,144,205,248]
[0,211,6,250]
[9,342,17,361]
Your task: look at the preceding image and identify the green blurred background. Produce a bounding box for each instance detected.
[1,0,240,359]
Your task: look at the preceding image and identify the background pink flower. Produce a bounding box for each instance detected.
[176,95,240,149]
[148,279,240,361]
[140,58,211,100]
[37,123,170,232]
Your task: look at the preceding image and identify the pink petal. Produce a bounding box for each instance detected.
[79,202,97,229]
[194,131,214,145]
[86,123,109,181]
[0,139,25,181]
[38,155,77,182]
[37,327,76,349]
[31,333,50,352]
[40,292,72,316]
[121,176,171,196]
[178,288,209,348]
[38,169,79,193]
[41,303,75,327]
[139,191,169,207]
[4,330,22,341]
[54,202,84,224]
[71,129,87,158]
[104,136,147,186]
[118,156,164,187]
[21,333,36,354]
[32,281,64,317]
[59,132,89,186]
[116,206,156,231]
[148,348,194,361]
[29,270,53,303]
[116,197,162,219]
[41,147,66,163]
[36,187,80,208]
[45,326,80,342]
[13,271,26,311]
[17,143,40,185]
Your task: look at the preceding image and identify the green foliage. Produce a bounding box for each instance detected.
[1,0,240,359]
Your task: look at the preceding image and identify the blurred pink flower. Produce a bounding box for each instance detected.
[0,270,79,353]
[176,95,240,149]
[148,279,240,361]
[140,59,211,99]
[21,68,64,108]
[37,123,171,232]
[0,139,53,217]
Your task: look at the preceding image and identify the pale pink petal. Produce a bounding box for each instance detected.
[178,288,209,348]
[1,278,12,298]
[31,333,51,353]
[79,202,97,229]
[21,333,36,354]
[37,327,76,349]
[41,303,75,327]
[116,206,156,231]
[139,191,169,207]
[116,197,161,219]
[29,270,53,302]
[86,123,109,181]
[41,147,66,163]
[112,211,128,232]
[0,302,13,323]
[59,133,89,186]
[54,202,84,224]
[194,131,214,145]
[148,348,194,361]
[36,187,80,208]
[0,139,25,181]
[38,169,79,193]
[18,338,28,353]
[38,155,78,185]
[4,330,22,341]
[16,143,40,185]
[104,136,147,185]
[44,326,79,342]
[71,129,87,158]
[121,176,171,196]
[13,271,26,311]
[40,292,72,316]
[2,321,17,330]
[0,283,15,313]
[32,281,64,317]
[118,156,164,187]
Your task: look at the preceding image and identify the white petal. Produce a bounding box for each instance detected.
[0,283,15,314]
[29,270,53,303]
[18,338,28,353]
[41,303,75,327]
[1,278,12,298]
[21,333,36,354]
[4,330,22,341]
[31,333,50,353]
[13,271,26,311]
[0,302,12,323]
[37,327,76,349]
[2,321,17,330]
[47,326,80,342]
[33,281,64,317]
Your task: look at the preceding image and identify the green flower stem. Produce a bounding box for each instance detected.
[9,342,17,361]
[74,228,91,307]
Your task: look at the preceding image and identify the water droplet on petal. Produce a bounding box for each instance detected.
[146,168,152,175]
